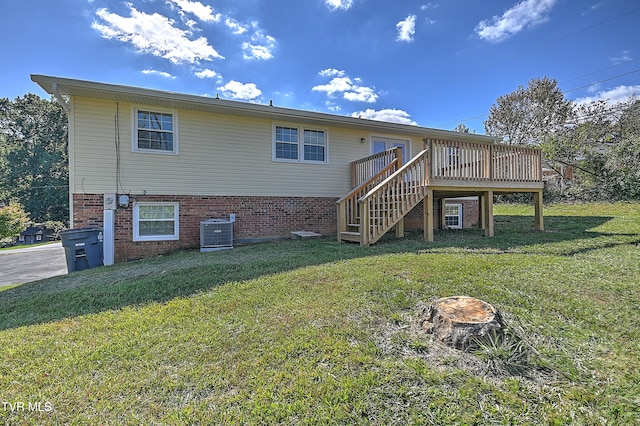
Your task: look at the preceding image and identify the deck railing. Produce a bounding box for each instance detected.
[492,144,541,182]
[427,139,542,183]
[350,147,403,187]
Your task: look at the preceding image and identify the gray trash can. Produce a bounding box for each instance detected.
[59,227,104,273]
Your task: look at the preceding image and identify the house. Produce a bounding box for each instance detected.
[16,225,52,245]
[31,74,543,264]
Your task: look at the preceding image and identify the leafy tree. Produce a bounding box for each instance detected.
[542,98,640,200]
[453,123,470,133]
[484,77,574,146]
[0,94,68,223]
[0,203,29,240]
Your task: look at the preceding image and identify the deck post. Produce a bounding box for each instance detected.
[424,189,434,242]
[483,190,494,237]
[440,198,446,229]
[361,200,370,246]
[395,217,405,238]
[479,195,486,230]
[534,190,544,231]
[337,203,346,242]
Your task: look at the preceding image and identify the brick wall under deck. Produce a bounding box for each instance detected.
[73,194,480,262]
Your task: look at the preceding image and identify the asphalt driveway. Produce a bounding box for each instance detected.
[0,242,67,287]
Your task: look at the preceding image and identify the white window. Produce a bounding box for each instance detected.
[444,203,463,229]
[273,125,327,163]
[133,108,178,154]
[133,202,179,241]
[36,235,42,241]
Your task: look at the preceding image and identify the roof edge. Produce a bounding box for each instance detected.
[31,74,495,142]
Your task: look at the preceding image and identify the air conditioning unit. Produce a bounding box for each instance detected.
[200,219,233,251]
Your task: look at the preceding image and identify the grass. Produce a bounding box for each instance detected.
[0,241,59,251]
[1,202,639,424]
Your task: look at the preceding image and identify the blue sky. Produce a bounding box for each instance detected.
[2,0,639,133]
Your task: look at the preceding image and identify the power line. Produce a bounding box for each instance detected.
[402,6,640,103]
[432,67,640,128]
[564,69,640,94]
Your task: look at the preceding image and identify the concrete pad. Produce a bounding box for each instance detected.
[290,231,323,240]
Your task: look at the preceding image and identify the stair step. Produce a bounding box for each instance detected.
[339,231,361,242]
[347,223,360,228]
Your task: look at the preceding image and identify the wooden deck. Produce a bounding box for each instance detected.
[337,139,544,246]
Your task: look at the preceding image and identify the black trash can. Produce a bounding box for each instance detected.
[59,227,104,273]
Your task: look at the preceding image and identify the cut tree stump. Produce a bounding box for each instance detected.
[420,296,502,351]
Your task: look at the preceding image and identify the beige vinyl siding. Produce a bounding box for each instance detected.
[72,97,413,197]
[71,97,118,194]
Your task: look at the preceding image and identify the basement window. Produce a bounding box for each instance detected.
[444,203,463,229]
[133,202,179,241]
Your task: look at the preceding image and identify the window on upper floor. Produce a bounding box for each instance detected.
[133,108,178,154]
[273,125,327,164]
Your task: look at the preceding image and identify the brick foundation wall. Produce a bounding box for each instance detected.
[73,194,338,262]
[403,198,480,230]
[73,194,480,262]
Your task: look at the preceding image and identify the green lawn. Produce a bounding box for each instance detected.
[1,202,639,424]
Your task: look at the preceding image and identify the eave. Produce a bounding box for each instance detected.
[31,74,496,144]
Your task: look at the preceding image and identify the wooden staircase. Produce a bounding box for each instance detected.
[337,149,429,246]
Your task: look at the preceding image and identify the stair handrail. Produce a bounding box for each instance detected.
[336,161,399,204]
[358,149,429,245]
[337,149,403,240]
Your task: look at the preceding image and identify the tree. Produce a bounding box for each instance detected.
[604,99,640,199]
[453,123,470,133]
[484,77,574,146]
[0,203,29,241]
[541,98,640,200]
[0,94,68,223]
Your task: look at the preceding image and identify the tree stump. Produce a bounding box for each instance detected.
[420,296,502,351]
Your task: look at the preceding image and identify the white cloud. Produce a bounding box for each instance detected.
[217,80,262,101]
[475,0,557,43]
[326,0,354,11]
[225,18,248,35]
[325,101,341,112]
[611,50,632,65]
[242,23,277,60]
[313,77,354,97]
[319,68,346,78]
[574,85,640,106]
[396,15,417,42]
[194,68,218,79]
[167,0,221,23]
[420,3,438,10]
[313,71,379,104]
[142,69,176,78]
[351,109,418,125]
[92,6,223,64]
[344,86,378,103]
